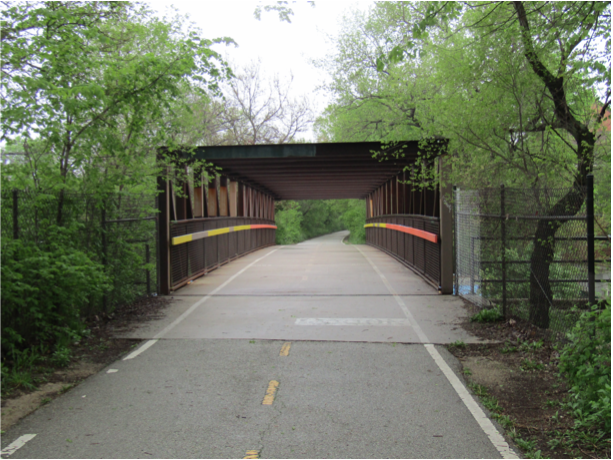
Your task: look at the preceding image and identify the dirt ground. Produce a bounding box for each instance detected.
[449,302,611,459]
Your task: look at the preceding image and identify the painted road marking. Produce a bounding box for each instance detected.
[244,450,260,459]
[295,318,411,326]
[279,342,291,356]
[1,434,36,457]
[107,369,118,373]
[425,344,518,459]
[124,249,279,360]
[354,246,428,342]
[262,380,279,405]
[123,339,158,361]
[354,246,518,459]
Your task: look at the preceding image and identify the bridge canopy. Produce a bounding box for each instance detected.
[189,141,431,201]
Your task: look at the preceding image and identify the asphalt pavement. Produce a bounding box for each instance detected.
[1,232,517,459]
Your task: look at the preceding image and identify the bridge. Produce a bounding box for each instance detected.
[157,141,453,295]
[1,142,518,459]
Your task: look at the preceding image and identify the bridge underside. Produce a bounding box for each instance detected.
[157,141,452,295]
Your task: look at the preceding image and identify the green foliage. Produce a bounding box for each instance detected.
[520,359,544,372]
[519,340,544,353]
[316,1,611,200]
[501,342,518,354]
[51,347,72,368]
[342,204,366,244]
[470,307,504,323]
[1,2,231,380]
[559,300,611,433]
[274,199,366,245]
[1,227,109,356]
[275,202,304,244]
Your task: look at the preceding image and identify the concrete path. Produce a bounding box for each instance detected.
[1,232,516,459]
[117,231,481,344]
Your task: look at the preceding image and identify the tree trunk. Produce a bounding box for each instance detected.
[528,187,585,328]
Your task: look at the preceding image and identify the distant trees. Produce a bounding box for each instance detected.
[275,200,365,245]
[179,61,315,145]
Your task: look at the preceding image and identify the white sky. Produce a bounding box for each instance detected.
[146,1,373,140]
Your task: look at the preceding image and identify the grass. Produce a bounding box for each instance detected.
[520,358,544,372]
[449,340,466,348]
[466,383,546,458]
[519,340,544,353]
[470,308,504,323]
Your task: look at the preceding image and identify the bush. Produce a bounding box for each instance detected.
[559,300,611,433]
[1,226,109,358]
[342,205,366,244]
[275,208,304,244]
[470,307,504,323]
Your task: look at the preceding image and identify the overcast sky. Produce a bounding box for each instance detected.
[146,1,373,140]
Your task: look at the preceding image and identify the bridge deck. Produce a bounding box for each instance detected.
[121,231,480,344]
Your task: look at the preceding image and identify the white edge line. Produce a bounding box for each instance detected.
[123,248,279,360]
[123,339,158,360]
[1,434,36,457]
[425,344,519,459]
[354,245,429,342]
[355,245,517,459]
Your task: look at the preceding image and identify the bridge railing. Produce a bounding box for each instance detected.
[365,215,441,288]
[169,217,276,290]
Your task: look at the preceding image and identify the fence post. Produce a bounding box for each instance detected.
[501,184,507,319]
[454,186,459,296]
[587,174,595,306]
[102,206,108,314]
[12,189,19,240]
[470,236,475,295]
[146,244,151,297]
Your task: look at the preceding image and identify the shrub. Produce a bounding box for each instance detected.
[341,205,366,244]
[1,225,109,358]
[275,208,304,244]
[559,300,611,433]
[470,307,504,323]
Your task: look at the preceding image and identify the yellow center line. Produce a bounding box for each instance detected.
[279,342,291,356]
[244,450,260,459]
[262,380,279,405]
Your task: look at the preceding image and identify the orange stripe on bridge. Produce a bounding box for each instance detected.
[364,223,438,244]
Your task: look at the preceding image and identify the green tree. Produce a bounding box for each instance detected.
[0,1,234,359]
[318,1,611,327]
[1,1,231,208]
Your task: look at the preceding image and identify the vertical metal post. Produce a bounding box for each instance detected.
[454,186,459,296]
[470,237,475,295]
[146,244,151,296]
[439,156,454,294]
[12,189,19,240]
[587,174,595,306]
[500,184,507,318]
[157,170,171,295]
[155,208,160,296]
[102,206,108,314]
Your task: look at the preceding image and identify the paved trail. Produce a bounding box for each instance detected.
[1,232,516,459]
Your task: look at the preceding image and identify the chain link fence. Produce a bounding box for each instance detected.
[1,189,158,316]
[455,184,610,335]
